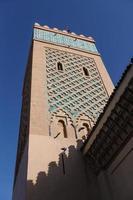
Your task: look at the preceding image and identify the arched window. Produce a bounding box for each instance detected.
[78,122,90,140]
[57,62,63,71]
[57,120,67,138]
[83,67,89,76]
[82,123,90,135]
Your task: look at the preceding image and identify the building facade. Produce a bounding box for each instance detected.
[13,23,114,200]
[82,64,133,200]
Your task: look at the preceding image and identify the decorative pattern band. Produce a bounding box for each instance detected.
[46,48,108,122]
[33,28,98,54]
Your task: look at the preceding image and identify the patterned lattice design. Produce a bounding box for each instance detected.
[45,48,109,122]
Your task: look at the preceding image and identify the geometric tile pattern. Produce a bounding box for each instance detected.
[45,48,109,123]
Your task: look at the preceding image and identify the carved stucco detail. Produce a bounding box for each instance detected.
[45,48,109,124]
[50,109,76,139]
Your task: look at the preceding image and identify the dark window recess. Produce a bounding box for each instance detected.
[83,67,89,76]
[58,120,67,138]
[61,153,65,175]
[57,62,63,71]
[83,123,90,134]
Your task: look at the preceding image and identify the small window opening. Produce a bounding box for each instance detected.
[61,147,66,175]
[58,120,67,138]
[82,123,90,134]
[83,67,89,76]
[57,62,63,71]
[78,122,90,141]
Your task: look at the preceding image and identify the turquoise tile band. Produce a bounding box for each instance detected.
[34,28,98,54]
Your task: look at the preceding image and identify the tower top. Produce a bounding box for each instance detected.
[34,22,95,42]
[33,22,98,55]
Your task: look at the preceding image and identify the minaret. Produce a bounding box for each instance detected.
[13,23,114,200]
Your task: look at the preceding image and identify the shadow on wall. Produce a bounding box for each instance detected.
[27,140,99,200]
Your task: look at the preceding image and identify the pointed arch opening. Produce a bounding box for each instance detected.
[82,123,90,135]
[76,114,92,141]
[78,122,90,140]
[57,120,67,138]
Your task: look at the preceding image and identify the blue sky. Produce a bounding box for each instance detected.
[0,0,133,199]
